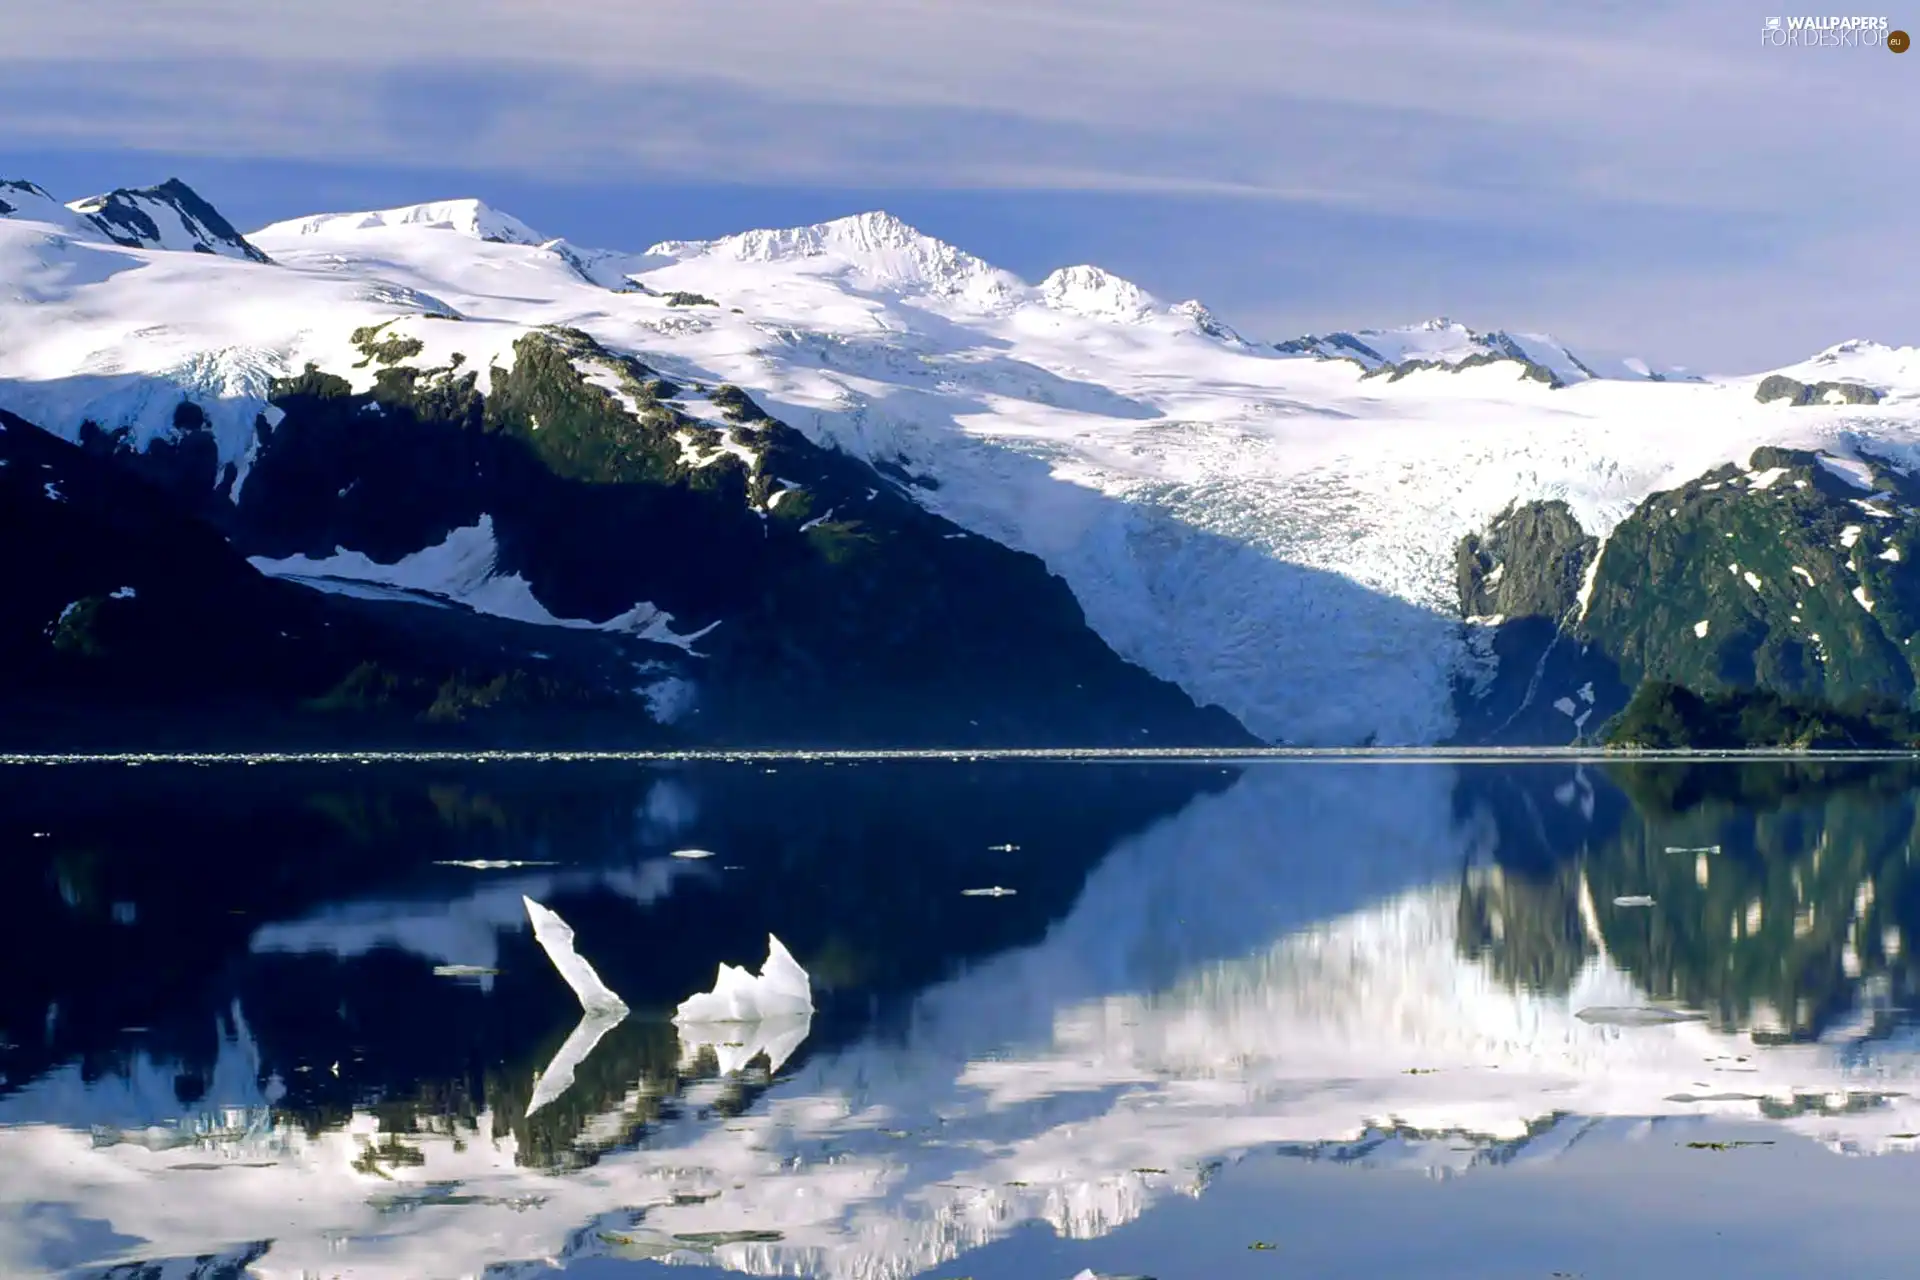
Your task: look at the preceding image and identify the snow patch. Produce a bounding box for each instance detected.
[248,516,720,651]
[1818,455,1876,490]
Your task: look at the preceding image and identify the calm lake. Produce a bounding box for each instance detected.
[7,755,1920,1279]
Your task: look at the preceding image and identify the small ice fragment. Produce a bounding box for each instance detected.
[1575,1007,1706,1026]
[435,859,556,870]
[432,964,500,978]
[674,934,813,1023]
[962,886,1017,897]
[523,896,629,1015]
[1613,895,1656,907]
[671,848,717,860]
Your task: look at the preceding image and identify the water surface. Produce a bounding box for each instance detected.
[6,756,1920,1278]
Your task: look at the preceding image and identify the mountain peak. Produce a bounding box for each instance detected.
[64,178,271,263]
[1039,264,1157,320]
[645,210,1025,307]
[0,179,68,223]
[252,198,546,246]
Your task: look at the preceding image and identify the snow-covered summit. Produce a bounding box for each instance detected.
[255,197,547,246]
[647,210,1027,309]
[2,177,270,263]
[1273,316,1707,385]
[66,178,271,263]
[0,179,73,226]
[1277,317,1596,381]
[1039,264,1157,321]
[1779,338,1920,395]
[250,198,654,292]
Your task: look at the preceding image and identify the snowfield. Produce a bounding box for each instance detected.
[5,189,1920,743]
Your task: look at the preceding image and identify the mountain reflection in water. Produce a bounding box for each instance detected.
[6,757,1920,1278]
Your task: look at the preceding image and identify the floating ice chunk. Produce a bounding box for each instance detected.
[673,934,813,1023]
[522,896,629,1016]
[677,1013,813,1075]
[1575,1006,1706,1026]
[436,859,556,870]
[527,1007,626,1117]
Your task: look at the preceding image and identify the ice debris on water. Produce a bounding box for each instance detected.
[674,935,814,1075]
[674,935,813,1023]
[1575,1007,1707,1027]
[435,859,556,870]
[523,895,628,1016]
[522,896,631,1117]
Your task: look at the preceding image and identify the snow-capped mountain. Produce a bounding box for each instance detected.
[2,177,1918,746]
[0,177,272,262]
[1272,315,1699,385]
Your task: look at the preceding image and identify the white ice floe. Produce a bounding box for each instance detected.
[673,935,813,1023]
[522,896,628,1017]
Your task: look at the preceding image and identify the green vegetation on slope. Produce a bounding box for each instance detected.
[230,324,1251,747]
[1601,680,1920,749]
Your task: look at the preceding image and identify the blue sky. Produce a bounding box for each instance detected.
[4,0,1915,371]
